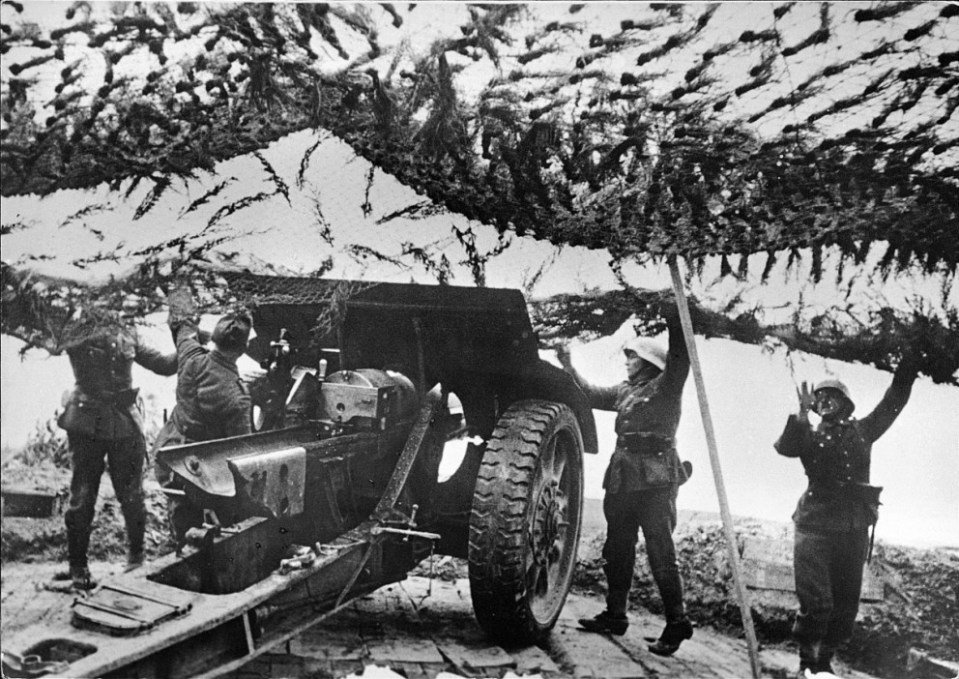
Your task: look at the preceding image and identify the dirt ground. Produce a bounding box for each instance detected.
[2,458,957,679]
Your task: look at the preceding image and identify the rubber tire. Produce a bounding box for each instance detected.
[468,400,584,644]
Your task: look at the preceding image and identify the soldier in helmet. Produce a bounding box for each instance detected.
[556,301,694,657]
[775,355,919,676]
[55,293,177,589]
[152,286,256,544]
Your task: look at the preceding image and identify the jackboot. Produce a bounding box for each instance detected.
[53,565,97,590]
[57,524,96,589]
[647,618,693,656]
[816,643,837,675]
[124,548,145,572]
[796,639,821,679]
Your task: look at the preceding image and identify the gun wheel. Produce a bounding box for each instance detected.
[468,400,584,644]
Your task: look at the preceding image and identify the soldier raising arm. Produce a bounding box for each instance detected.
[152,286,255,544]
[56,294,177,589]
[775,354,919,677]
[556,302,694,657]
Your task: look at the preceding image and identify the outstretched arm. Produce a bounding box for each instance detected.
[660,304,690,392]
[134,335,177,376]
[859,353,919,443]
[555,344,619,411]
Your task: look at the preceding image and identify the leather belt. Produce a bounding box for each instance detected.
[617,432,675,454]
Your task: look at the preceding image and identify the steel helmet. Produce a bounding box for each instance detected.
[813,378,855,415]
[623,337,667,371]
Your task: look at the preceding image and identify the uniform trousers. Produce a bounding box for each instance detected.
[64,432,146,568]
[602,485,685,622]
[793,526,870,646]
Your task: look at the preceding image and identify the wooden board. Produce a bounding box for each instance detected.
[741,537,885,602]
[1,486,65,518]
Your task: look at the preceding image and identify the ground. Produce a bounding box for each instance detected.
[2,458,957,679]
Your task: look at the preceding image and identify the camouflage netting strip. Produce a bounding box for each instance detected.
[0,261,376,355]
[529,289,959,386]
[3,262,956,385]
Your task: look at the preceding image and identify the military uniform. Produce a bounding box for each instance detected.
[568,313,690,628]
[166,320,252,442]
[775,361,916,670]
[153,320,252,540]
[58,324,176,577]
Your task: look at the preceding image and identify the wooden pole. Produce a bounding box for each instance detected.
[668,256,761,679]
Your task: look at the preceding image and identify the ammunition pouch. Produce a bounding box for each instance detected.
[617,433,680,487]
[57,392,98,436]
[640,456,672,486]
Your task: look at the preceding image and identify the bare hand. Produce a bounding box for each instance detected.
[166,284,198,328]
[555,344,573,369]
[797,381,814,420]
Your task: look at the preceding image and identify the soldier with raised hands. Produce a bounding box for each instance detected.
[556,297,694,657]
[152,285,256,544]
[775,353,919,677]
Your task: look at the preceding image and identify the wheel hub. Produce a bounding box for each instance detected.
[533,482,565,567]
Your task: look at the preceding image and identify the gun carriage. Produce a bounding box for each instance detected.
[2,280,597,679]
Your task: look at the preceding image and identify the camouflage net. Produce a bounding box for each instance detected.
[2,3,957,279]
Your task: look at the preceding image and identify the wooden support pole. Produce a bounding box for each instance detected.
[668,256,761,679]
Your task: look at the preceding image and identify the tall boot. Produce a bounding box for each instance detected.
[61,524,96,590]
[125,523,146,572]
[817,643,837,674]
[797,639,820,678]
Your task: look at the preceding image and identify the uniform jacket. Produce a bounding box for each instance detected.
[168,321,252,442]
[775,363,916,531]
[59,324,177,440]
[572,314,690,493]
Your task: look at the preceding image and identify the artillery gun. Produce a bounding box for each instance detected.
[1,280,597,679]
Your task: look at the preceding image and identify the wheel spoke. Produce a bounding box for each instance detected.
[541,435,558,483]
[552,443,567,485]
[527,560,548,599]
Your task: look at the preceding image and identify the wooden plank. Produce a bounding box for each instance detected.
[510,644,560,675]
[330,659,365,677]
[548,623,648,677]
[395,661,431,679]
[435,639,515,670]
[288,625,367,659]
[1,486,65,517]
[559,595,670,676]
[741,537,885,601]
[368,639,445,664]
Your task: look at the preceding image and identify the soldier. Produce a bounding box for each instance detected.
[55,294,177,589]
[775,356,918,676]
[556,302,694,657]
[152,287,255,543]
